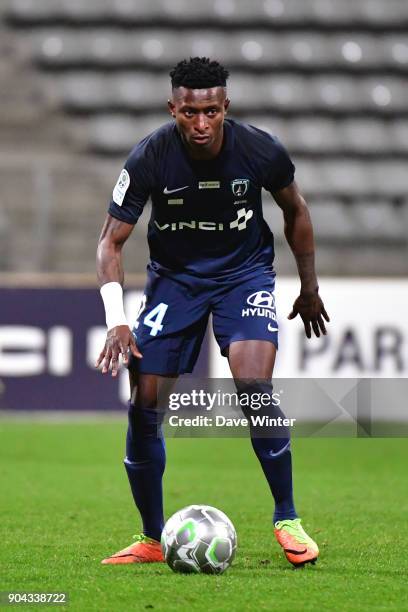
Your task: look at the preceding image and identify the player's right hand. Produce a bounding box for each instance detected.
[95,325,142,377]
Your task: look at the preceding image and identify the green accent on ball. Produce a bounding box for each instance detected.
[177,519,196,543]
[207,538,221,565]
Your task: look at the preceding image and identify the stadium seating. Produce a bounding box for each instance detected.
[1,0,407,275]
[84,115,408,157]
[29,29,408,72]
[53,70,407,115]
[351,201,407,240]
[7,0,408,26]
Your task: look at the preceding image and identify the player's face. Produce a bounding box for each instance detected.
[168,87,230,158]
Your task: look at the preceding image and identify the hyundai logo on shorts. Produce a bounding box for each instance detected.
[246,291,275,310]
[242,291,277,321]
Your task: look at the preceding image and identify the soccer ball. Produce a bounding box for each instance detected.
[161,504,237,574]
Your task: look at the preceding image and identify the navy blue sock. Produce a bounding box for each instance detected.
[124,402,166,541]
[238,382,298,523]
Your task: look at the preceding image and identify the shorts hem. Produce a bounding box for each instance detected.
[128,357,194,376]
[220,336,278,356]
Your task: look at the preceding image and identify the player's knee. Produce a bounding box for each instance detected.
[127,401,165,437]
[236,380,282,418]
[125,403,166,467]
[236,380,290,443]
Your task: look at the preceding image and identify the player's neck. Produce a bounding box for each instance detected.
[183,127,224,161]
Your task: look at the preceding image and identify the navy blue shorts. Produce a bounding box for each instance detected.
[130,266,278,375]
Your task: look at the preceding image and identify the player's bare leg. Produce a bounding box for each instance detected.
[102,371,177,565]
[227,340,319,567]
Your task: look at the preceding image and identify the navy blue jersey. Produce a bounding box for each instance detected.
[108,119,295,279]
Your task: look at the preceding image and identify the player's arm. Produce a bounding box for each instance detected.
[96,214,142,377]
[272,181,330,338]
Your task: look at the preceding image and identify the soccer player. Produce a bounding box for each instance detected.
[96,58,329,567]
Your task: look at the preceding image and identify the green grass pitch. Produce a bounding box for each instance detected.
[1,421,407,611]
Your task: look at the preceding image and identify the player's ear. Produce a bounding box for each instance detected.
[168,99,176,118]
[224,98,230,113]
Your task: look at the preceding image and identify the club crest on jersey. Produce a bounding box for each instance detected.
[231,178,249,197]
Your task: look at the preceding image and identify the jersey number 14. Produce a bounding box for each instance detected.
[135,296,169,336]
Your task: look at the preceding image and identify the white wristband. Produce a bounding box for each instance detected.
[100,282,128,331]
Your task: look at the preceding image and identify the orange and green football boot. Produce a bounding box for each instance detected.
[274,518,319,567]
[101,534,164,565]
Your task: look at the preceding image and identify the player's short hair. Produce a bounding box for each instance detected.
[170,57,229,90]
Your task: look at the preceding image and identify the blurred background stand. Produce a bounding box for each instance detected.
[0,0,407,277]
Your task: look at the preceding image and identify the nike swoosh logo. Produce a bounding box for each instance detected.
[268,324,279,332]
[269,441,291,458]
[163,186,189,194]
[284,548,308,555]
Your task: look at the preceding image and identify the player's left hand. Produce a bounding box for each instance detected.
[95,325,142,377]
[288,291,330,338]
